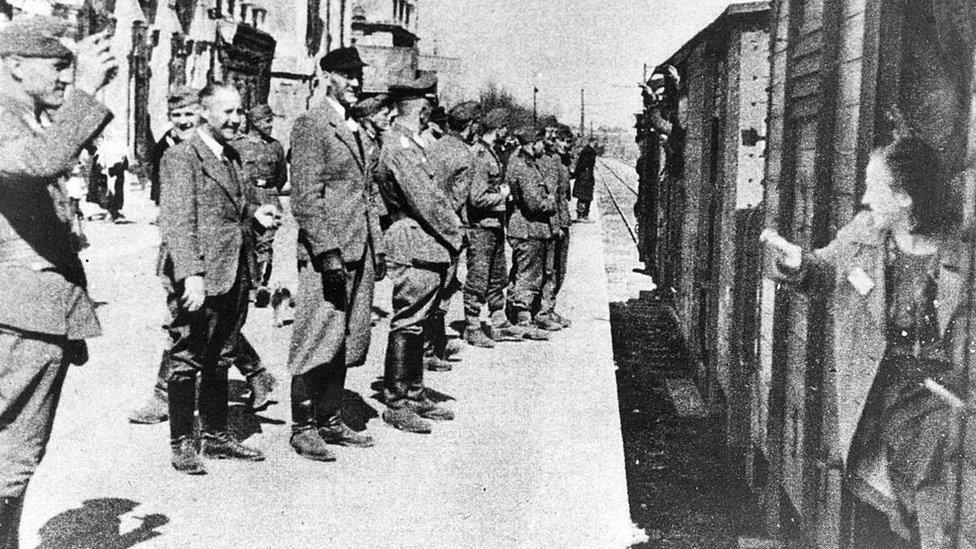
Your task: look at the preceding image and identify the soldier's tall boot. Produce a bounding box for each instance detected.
[289,372,336,462]
[405,331,454,421]
[424,311,452,371]
[383,331,432,433]
[464,315,495,348]
[199,368,264,462]
[0,496,23,549]
[168,372,204,475]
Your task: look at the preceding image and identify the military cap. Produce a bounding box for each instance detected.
[167,86,200,111]
[481,107,509,130]
[319,47,367,73]
[389,71,438,99]
[352,93,390,118]
[0,15,73,58]
[447,101,480,128]
[248,104,274,122]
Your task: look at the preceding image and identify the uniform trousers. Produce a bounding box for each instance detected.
[0,328,70,498]
[385,261,446,406]
[162,266,250,438]
[539,229,569,314]
[507,237,549,316]
[463,227,507,318]
[288,243,374,421]
[152,333,262,398]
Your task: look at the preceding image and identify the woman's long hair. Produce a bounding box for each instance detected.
[882,135,960,236]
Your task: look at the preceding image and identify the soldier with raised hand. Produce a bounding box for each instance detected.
[374,73,461,433]
[288,47,384,462]
[422,100,482,371]
[0,18,117,545]
[157,82,280,474]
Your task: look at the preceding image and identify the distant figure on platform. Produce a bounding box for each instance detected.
[288,47,384,461]
[572,137,598,222]
[762,136,964,548]
[375,72,461,433]
[0,18,117,545]
[232,104,288,308]
[156,83,280,474]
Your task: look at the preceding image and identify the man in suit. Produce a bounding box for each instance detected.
[157,83,280,474]
[0,18,116,545]
[128,88,276,425]
[505,128,557,340]
[288,47,384,462]
[375,73,461,433]
[422,101,481,371]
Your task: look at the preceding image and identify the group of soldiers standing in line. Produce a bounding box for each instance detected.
[0,12,601,544]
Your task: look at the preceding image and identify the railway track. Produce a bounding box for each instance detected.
[597,159,638,244]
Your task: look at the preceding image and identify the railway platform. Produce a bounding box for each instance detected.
[18,185,645,548]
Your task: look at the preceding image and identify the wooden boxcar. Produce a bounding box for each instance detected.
[635,0,771,456]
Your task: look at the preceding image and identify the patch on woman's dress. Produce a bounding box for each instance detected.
[847,267,875,295]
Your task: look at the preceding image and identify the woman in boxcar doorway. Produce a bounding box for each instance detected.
[762,135,965,549]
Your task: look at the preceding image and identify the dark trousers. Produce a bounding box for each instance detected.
[507,237,548,316]
[152,333,262,398]
[288,243,375,422]
[254,228,277,288]
[162,272,249,439]
[540,229,569,314]
[576,200,591,219]
[385,262,445,406]
[463,227,507,318]
[0,328,69,498]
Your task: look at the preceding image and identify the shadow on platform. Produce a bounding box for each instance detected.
[36,498,168,549]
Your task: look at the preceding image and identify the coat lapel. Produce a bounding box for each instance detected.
[322,106,365,172]
[189,136,244,211]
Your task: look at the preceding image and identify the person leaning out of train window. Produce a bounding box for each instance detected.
[761,135,967,547]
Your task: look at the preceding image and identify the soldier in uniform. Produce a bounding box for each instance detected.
[232,104,288,308]
[0,18,117,544]
[572,137,598,222]
[129,89,276,425]
[374,73,461,433]
[422,101,481,371]
[288,47,384,462]
[461,107,521,347]
[505,127,558,340]
[536,126,574,329]
[156,83,280,474]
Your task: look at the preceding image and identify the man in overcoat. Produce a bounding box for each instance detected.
[374,74,462,433]
[157,83,280,474]
[288,47,384,461]
[0,18,116,545]
[572,137,598,222]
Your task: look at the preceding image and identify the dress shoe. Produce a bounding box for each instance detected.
[254,286,271,308]
[247,370,276,411]
[318,420,375,448]
[171,437,206,475]
[201,432,265,461]
[533,314,563,332]
[128,393,168,424]
[382,407,432,433]
[290,428,337,461]
[405,398,455,421]
[464,326,495,348]
[424,355,453,372]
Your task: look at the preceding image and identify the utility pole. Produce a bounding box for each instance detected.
[533,86,538,127]
[579,88,585,137]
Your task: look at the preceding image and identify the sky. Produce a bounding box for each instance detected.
[417,0,755,131]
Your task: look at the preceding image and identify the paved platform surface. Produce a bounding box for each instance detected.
[19,186,644,548]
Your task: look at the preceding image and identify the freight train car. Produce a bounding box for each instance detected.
[634,0,771,464]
